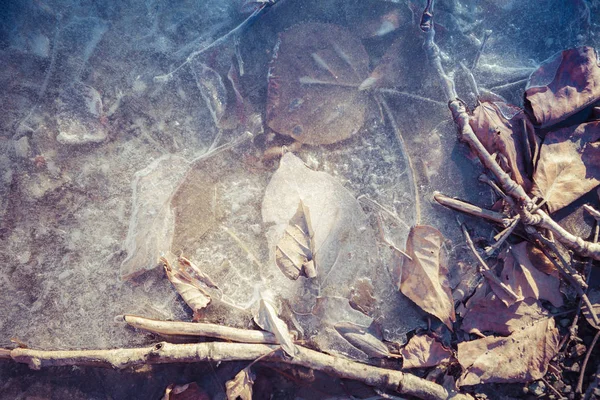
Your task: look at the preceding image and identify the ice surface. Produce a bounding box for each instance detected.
[0,0,595,397]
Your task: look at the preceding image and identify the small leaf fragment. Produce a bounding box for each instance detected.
[457,318,559,386]
[163,382,209,400]
[401,334,452,369]
[334,322,391,359]
[226,366,255,400]
[400,225,455,329]
[275,201,316,280]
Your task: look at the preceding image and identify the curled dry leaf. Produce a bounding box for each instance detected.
[225,366,255,400]
[400,225,455,330]
[334,322,391,359]
[401,334,452,369]
[457,318,559,386]
[499,242,563,307]
[525,46,600,128]
[253,290,296,357]
[162,256,211,317]
[163,382,210,400]
[266,23,370,145]
[531,121,600,213]
[275,201,316,280]
[462,291,549,336]
[469,101,538,191]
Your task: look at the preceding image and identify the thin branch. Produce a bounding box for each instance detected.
[124,315,278,344]
[433,192,510,226]
[1,342,473,400]
[578,330,600,394]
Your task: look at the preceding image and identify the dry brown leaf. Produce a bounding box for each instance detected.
[499,242,563,307]
[401,334,452,369]
[525,46,600,128]
[457,318,559,386]
[349,277,377,315]
[400,225,455,330]
[334,322,391,359]
[469,101,537,191]
[225,366,255,400]
[266,23,370,145]
[462,291,549,336]
[531,121,600,213]
[163,382,209,400]
[162,256,211,316]
[275,201,316,280]
[253,290,296,357]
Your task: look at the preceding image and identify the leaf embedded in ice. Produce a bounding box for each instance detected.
[401,334,452,369]
[457,318,559,386]
[531,121,600,213]
[400,225,455,330]
[253,290,296,357]
[275,201,316,280]
[162,256,211,316]
[225,366,255,400]
[56,82,108,145]
[525,47,600,128]
[170,166,217,255]
[266,23,370,145]
[120,154,191,280]
[499,242,563,307]
[334,322,390,359]
[462,291,550,336]
[469,101,537,191]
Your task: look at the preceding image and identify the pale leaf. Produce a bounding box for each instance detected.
[275,201,316,280]
[400,225,455,330]
[401,334,451,369]
[225,367,255,400]
[163,382,209,400]
[266,23,370,145]
[253,291,296,357]
[334,322,391,359]
[457,318,559,386]
[531,121,600,213]
[162,256,211,315]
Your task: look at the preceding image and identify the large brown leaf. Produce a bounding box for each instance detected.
[500,242,563,307]
[457,318,559,386]
[469,101,537,191]
[401,334,452,369]
[400,225,455,330]
[462,291,549,336]
[525,47,600,128]
[531,121,600,213]
[266,23,370,145]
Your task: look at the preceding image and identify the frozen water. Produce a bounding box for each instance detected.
[0,0,596,397]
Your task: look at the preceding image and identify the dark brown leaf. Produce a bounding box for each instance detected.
[400,225,455,330]
[525,47,600,128]
[531,121,600,213]
[462,291,549,336]
[469,101,538,191]
[457,318,559,386]
[499,242,563,307]
[401,334,452,369]
[266,23,370,145]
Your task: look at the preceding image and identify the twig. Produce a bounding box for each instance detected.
[433,192,509,226]
[585,364,600,399]
[485,217,519,255]
[1,342,473,400]
[471,30,491,71]
[577,330,600,394]
[540,376,564,399]
[460,223,520,302]
[124,315,278,344]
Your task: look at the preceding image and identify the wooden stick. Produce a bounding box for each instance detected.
[433,192,509,226]
[124,315,278,344]
[1,342,473,400]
